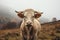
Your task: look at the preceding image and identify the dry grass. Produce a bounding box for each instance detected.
[0,28,59,40]
[0,23,60,40]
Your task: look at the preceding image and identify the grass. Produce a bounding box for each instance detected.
[0,28,60,40]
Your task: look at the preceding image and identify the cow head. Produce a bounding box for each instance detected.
[15,9,43,27]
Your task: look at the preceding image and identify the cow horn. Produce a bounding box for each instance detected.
[34,11,43,14]
[15,10,19,13]
[40,12,43,14]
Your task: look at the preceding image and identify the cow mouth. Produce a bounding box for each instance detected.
[26,24,32,30]
[26,24,32,27]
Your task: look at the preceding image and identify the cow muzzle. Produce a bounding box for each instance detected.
[26,20,32,25]
[26,21,33,30]
[26,24,33,30]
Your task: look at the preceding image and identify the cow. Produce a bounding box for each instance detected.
[15,9,43,40]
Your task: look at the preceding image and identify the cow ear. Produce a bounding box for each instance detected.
[34,11,43,18]
[15,10,24,18]
[18,13,24,18]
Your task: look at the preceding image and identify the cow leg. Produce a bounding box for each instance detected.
[34,30,38,40]
[30,36,34,40]
[34,34,38,40]
[23,37,27,40]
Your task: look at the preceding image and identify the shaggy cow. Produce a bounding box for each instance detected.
[15,9,43,40]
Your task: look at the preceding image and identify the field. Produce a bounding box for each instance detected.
[0,21,60,40]
[0,28,20,40]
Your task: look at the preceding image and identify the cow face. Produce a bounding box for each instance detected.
[15,9,43,26]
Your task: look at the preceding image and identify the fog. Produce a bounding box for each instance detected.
[0,0,60,22]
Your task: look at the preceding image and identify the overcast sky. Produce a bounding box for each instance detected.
[0,0,60,21]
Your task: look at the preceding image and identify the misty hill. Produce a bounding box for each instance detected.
[0,17,10,24]
[0,6,17,19]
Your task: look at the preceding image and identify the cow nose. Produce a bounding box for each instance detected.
[27,22,31,25]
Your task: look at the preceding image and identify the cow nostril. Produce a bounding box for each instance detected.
[27,22,31,25]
